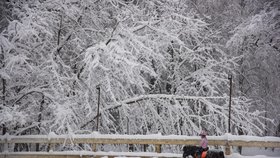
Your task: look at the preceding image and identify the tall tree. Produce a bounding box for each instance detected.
[0,0,272,140]
[226,1,280,135]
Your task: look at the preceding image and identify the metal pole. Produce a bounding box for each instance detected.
[2,124,6,135]
[228,75,232,133]
[127,117,133,151]
[225,74,233,155]
[127,116,129,135]
[96,85,101,131]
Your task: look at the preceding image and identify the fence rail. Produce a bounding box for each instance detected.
[1,133,280,158]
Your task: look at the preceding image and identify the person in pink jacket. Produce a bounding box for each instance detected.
[199,130,208,150]
[197,130,208,158]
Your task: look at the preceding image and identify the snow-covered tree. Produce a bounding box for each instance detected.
[0,0,273,141]
[226,1,280,135]
[81,0,269,136]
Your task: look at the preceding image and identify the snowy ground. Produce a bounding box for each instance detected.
[108,149,280,158]
[226,155,275,158]
[73,148,280,158]
[111,147,280,158]
[1,149,279,158]
[226,153,280,158]
[235,147,280,158]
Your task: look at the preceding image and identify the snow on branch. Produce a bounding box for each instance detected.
[121,94,225,105]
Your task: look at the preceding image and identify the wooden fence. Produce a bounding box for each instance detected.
[0,133,280,158]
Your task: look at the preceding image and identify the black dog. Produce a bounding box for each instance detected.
[182,145,225,158]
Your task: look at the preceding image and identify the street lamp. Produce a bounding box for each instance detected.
[96,85,101,131]
[228,74,233,133]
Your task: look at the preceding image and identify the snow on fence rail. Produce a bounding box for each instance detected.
[0,132,280,158]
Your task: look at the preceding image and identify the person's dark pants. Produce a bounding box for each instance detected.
[196,147,208,158]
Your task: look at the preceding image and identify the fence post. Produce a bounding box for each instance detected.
[225,141,231,155]
[47,138,54,152]
[92,144,97,152]
[155,144,161,153]
[4,133,9,152]
[143,144,147,152]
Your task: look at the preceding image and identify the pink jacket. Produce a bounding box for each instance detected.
[200,137,208,149]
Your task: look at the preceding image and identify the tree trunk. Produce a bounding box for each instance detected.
[1,46,6,136]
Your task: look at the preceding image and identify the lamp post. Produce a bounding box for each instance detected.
[225,74,233,155]
[228,74,233,133]
[96,85,101,131]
